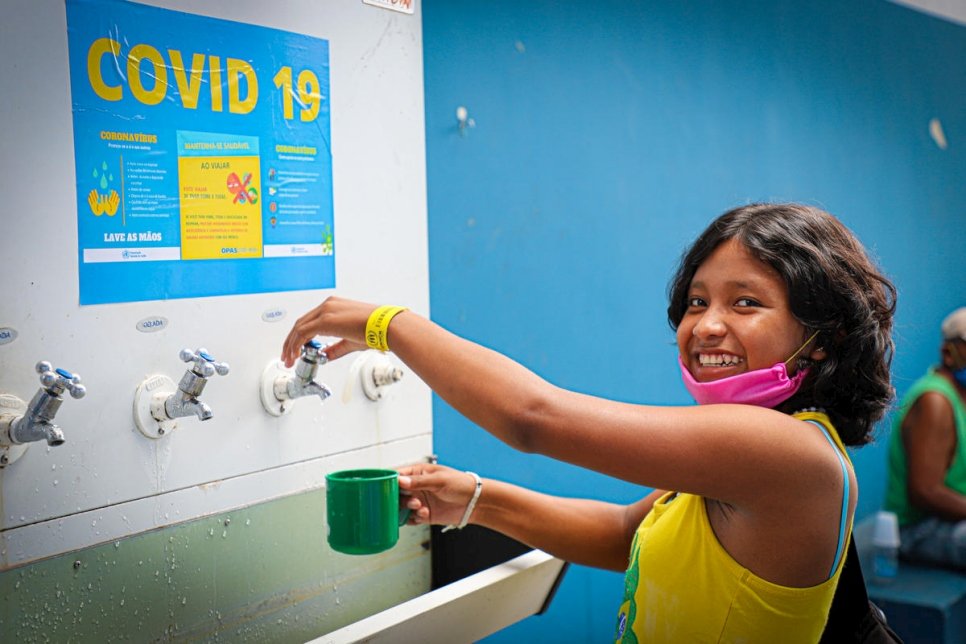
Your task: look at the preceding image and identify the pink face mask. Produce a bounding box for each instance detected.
[678,331,818,408]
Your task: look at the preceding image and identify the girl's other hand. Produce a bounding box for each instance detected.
[398,463,479,527]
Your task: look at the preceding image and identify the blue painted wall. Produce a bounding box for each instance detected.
[422,1,965,640]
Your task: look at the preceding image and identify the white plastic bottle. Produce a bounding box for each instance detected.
[871,511,900,584]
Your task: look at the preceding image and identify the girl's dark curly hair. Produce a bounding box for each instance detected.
[667,203,896,446]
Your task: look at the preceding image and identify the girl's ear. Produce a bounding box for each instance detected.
[809,346,827,361]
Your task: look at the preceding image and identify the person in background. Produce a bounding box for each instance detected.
[885,306,966,570]
[283,204,896,643]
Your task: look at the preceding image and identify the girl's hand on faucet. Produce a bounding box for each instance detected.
[281,297,378,367]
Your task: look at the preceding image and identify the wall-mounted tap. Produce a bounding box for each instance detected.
[133,348,229,439]
[162,348,230,422]
[11,362,86,445]
[260,340,333,416]
[1,362,86,466]
[360,352,404,402]
[276,340,333,405]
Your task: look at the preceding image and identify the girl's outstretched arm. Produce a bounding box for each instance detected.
[283,297,838,508]
[398,462,661,572]
[283,296,573,456]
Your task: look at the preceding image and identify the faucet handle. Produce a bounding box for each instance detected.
[259,341,331,416]
[36,361,87,399]
[290,340,328,387]
[301,340,328,365]
[178,348,230,378]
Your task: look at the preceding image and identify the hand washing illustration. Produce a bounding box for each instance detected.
[88,161,120,216]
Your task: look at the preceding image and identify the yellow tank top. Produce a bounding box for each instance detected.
[614,412,852,643]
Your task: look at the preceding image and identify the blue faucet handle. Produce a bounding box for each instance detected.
[301,339,328,365]
[35,361,86,398]
[179,348,230,377]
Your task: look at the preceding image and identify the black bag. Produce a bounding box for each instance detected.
[819,538,903,643]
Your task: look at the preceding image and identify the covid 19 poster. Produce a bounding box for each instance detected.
[66,0,335,304]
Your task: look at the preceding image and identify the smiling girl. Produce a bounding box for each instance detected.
[282,203,896,642]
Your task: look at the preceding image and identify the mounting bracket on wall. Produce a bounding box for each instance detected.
[0,394,29,467]
[133,374,179,439]
[260,361,294,416]
[456,105,475,136]
[259,340,332,417]
[359,351,404,402]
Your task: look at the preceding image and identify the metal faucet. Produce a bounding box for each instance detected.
[274,340,332,406]
[156,348,229,422]
[9,362,86,446]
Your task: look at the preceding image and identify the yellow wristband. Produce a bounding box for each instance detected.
[365,305,408,352]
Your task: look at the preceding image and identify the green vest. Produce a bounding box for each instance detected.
[885,369,966,526]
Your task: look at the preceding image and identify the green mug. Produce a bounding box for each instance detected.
[325,468,411,555]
